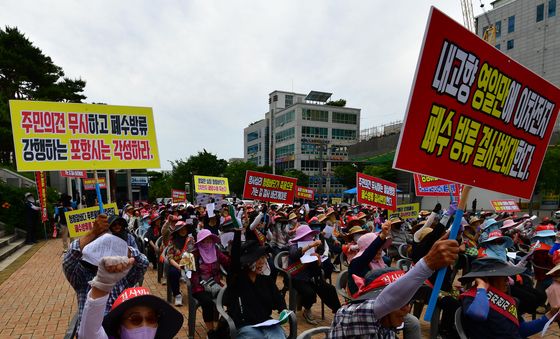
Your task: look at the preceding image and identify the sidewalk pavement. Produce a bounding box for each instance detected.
[0,239,558,338]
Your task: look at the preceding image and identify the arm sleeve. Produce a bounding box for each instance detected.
[518,314,550,337]
[373,258,434,319]
[77,291,109,339]
[250,213,263,231]
[549,243,560,255]
[464,288,489,321]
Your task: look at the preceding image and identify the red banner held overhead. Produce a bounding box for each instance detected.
[60,170,88,178]
[413,174,460,197]
[393,7,560,199]
[243,170,297,204]
[171,189,187,203]
[356,172,397,211]
[490,200,521,213]
[34,171,48,222]
[295,186,315,200]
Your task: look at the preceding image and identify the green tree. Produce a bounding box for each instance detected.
[325,99,346,107]
[536,144,560,195]
[363,163,397,182]
[333,163,358,187]
[147,171,172,201]
[281,169,309,186]
[169,149,228,191]
[223,160,259,196]
[0,26,86,164]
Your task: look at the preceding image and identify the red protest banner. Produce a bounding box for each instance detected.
[171,189,187,203]
[242,170,297,204]
[356,172,397,211]
[490,200,520,213]
[414,174,460,197]
[393,7,560,199]
[83,178,106,190]
[295,186,315,200]
[60,170,88,178]
[34,171,48,222]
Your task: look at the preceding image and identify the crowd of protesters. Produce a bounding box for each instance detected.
[56,186,560,338]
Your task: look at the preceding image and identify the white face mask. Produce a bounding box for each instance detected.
[120,326,157,339]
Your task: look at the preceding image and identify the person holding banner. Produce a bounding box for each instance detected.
[24,192,40,244]
[78,257,183,339]
[329,232,460,338]
[63,214,149,329]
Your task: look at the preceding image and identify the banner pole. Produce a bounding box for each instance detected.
[94,171,105,214]
[423,186,470,321]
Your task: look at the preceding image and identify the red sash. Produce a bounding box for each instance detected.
[460,286,519,327]
[285,260,305,277]
[254,228,266,246]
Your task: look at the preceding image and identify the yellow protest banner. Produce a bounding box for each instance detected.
[388,203,420,220]
[66,203,118,237]
[331,197,342,205]
[194,175,230,195]
[9,100,160,171]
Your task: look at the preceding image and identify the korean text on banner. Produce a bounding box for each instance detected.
[414,174,454,188]
[242,170,297,204]
[388,203,420,220]
[393,7,560,199]
[171,189,187,203]
[60,170,88,178]
[491,200,521,212]
[414,174,460,197]
[66,203,118,238]
[83,178,106,190]
[356,172,397,211]
[194,175,230,195]
[9,101,160,171]
[35,171,48,222]
[295,186,315,200]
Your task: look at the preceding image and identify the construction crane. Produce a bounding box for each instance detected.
[460,0,496,45]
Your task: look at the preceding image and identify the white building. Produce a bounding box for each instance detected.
[243,90,361,198]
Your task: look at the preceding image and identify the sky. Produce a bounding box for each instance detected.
[1,1,485,170]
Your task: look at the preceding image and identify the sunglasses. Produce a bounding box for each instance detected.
[124,312,159,326]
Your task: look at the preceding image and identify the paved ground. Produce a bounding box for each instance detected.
[0,239,559,338]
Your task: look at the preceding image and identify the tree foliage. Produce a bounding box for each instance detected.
[169,149,228,191]
[536,144,560,195]
[223,160,258,197]
[325,99,346,107]
[333,164,358,187]
[363,163,397,182]
[281,169,310,187]
[0,26,86,164]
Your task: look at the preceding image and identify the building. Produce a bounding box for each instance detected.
[243,90,361,198]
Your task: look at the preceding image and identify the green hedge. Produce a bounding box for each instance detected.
[0,183,59,236]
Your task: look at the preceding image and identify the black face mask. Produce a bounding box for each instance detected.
[110,223,128,241]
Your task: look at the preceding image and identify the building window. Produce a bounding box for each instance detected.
[247,131,259,142]
[301,160,326,172]
[508,15,515,33]
[495,21,501,38]
[550,0,557,17]
[332,112,357,124]
[285,95,293,107]
[247,144,259,154]
[537,4,545,22]
[275,127,295,143]
[248,156,261,166]
[495,44,501,50]
[302,109,329,122]
[275,144,295,158]
[507,39,514,50]
[331,145,348,156]
[273,95,278,102]
[275,160,294,172]
[302,126,328,139]
[332,128,357,140]
[274,110,295,127]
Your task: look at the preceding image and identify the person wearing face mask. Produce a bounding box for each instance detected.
[341,225,367,263]
[78,256,183,339]
[224,227,288,338]
[188,228,230,338]
[288,224,341,324]
[460,258,559,339]
[166,221,196,306]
